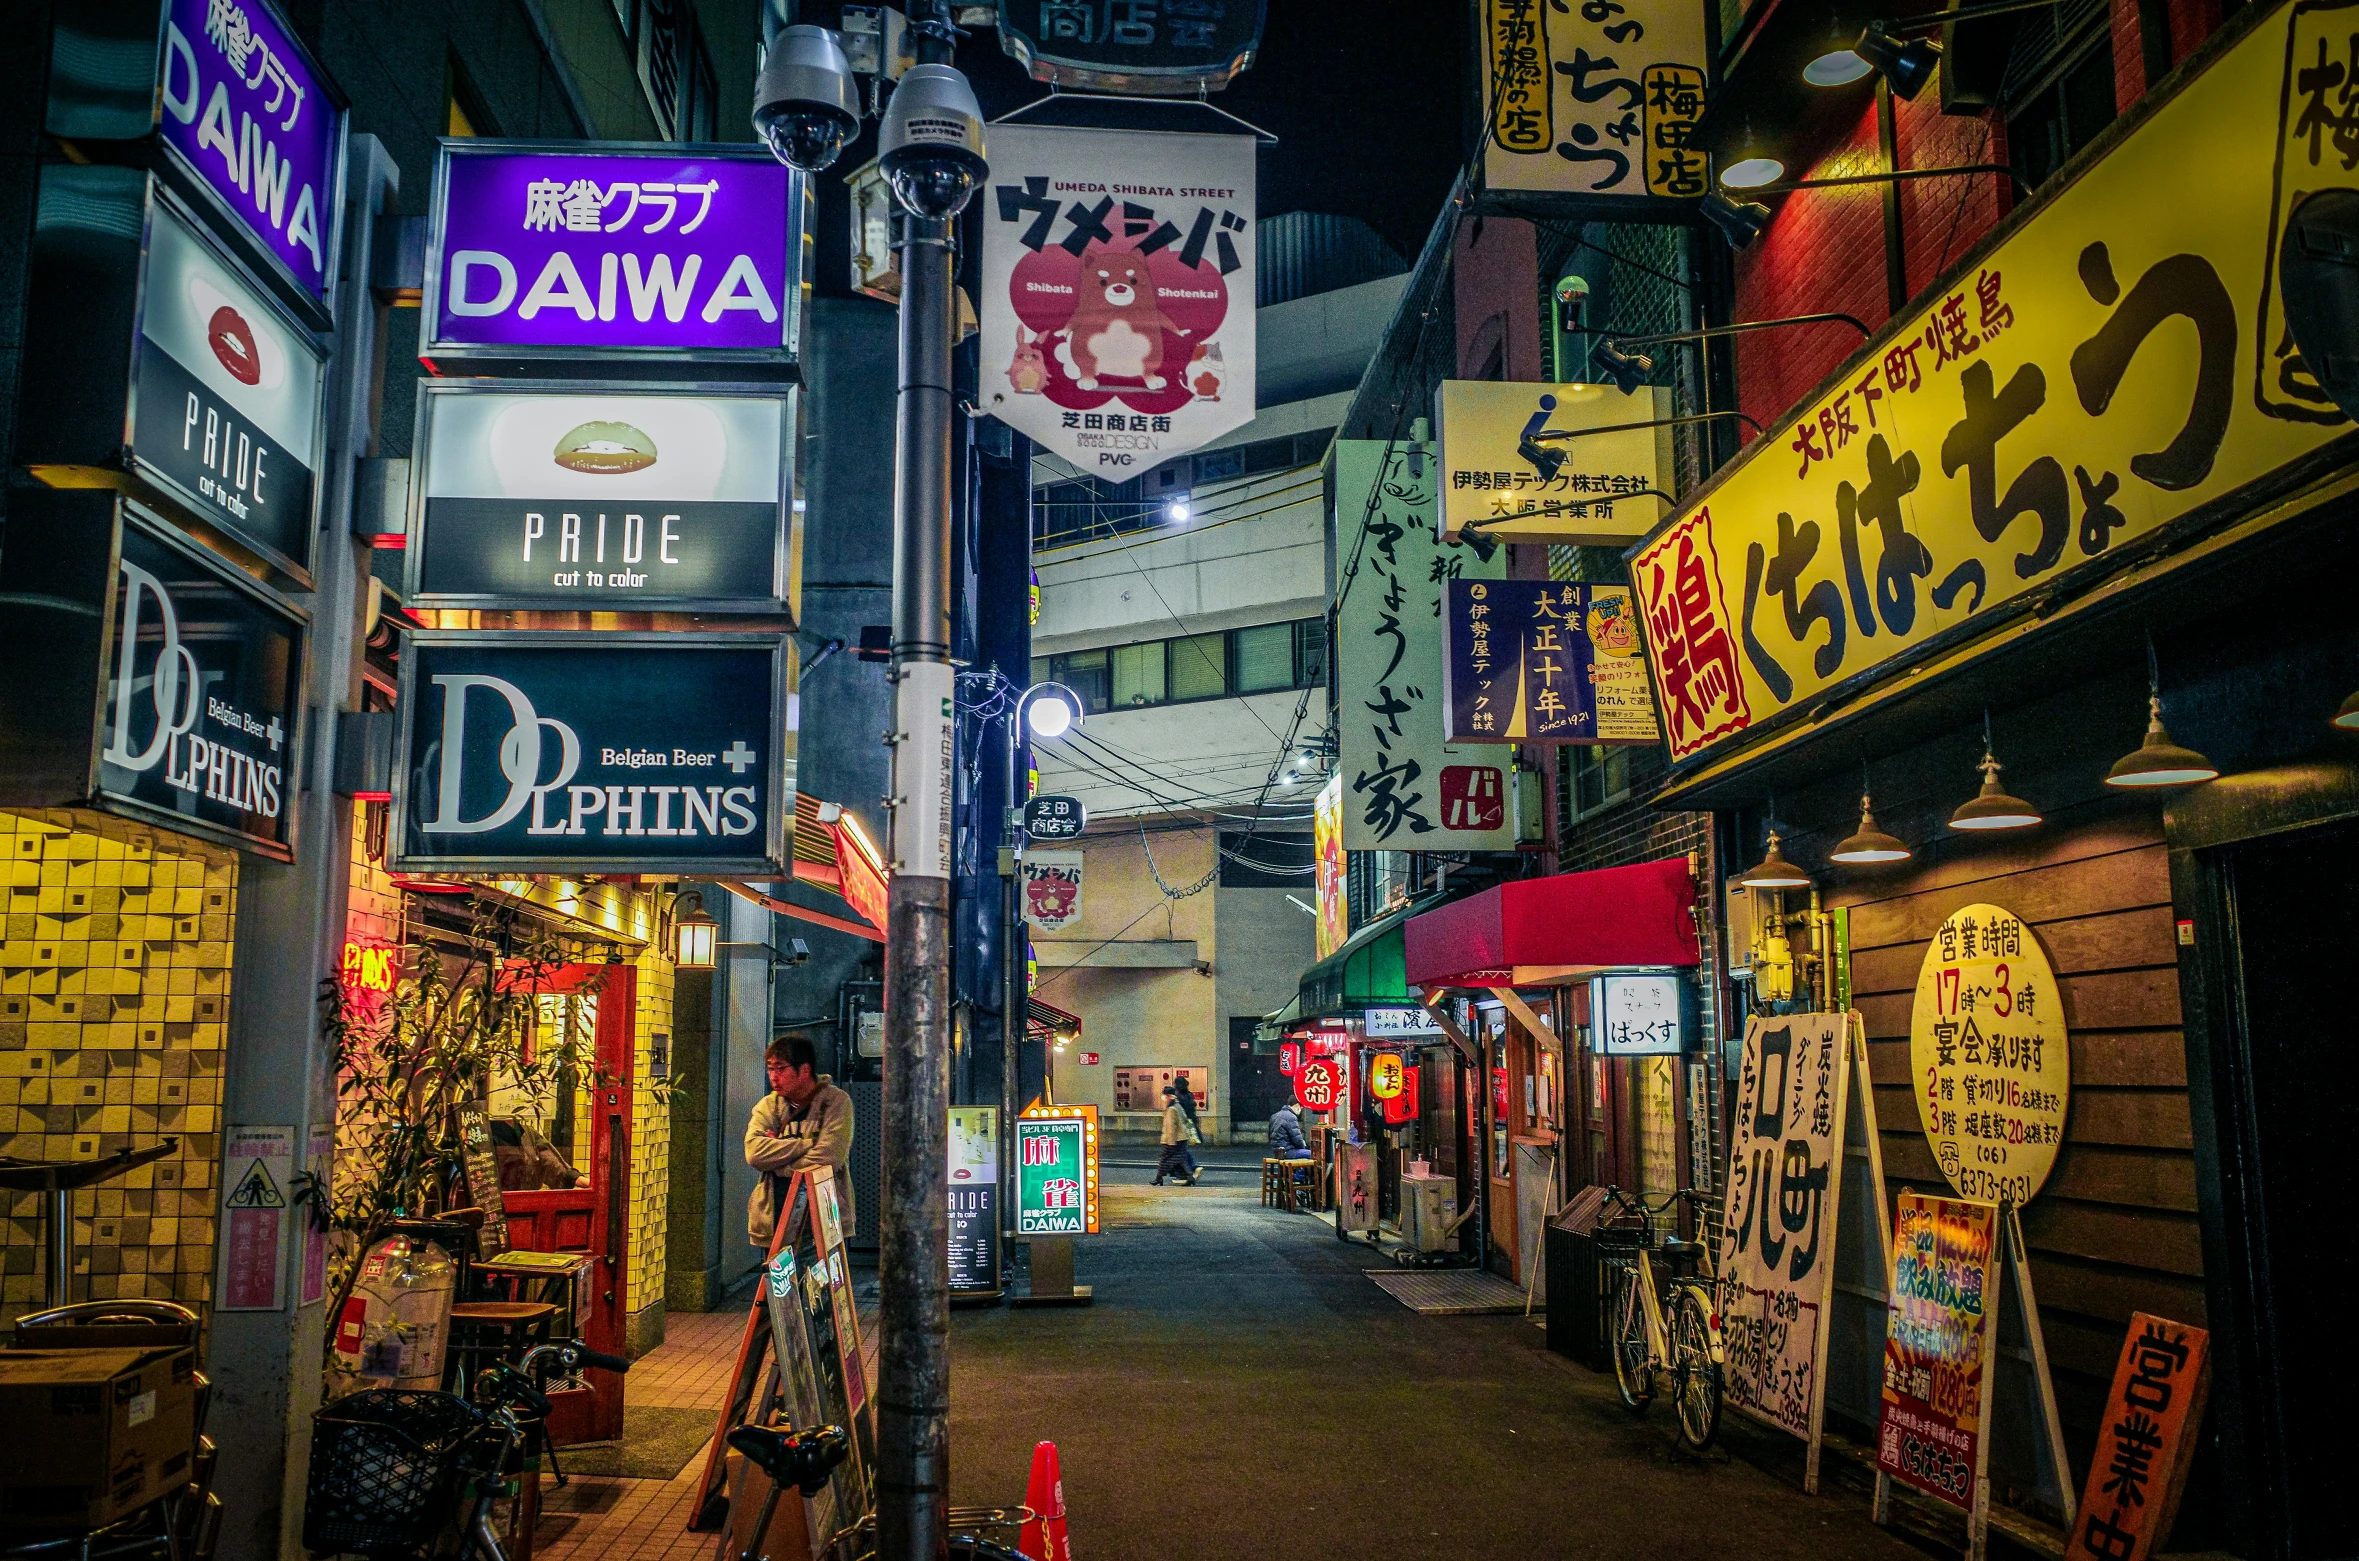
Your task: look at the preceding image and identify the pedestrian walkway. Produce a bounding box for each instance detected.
[532,1177,1935,1561]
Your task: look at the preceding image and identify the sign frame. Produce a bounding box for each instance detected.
[149,0,351,323]
[1014,1104,1100,1237]
[1022,793,1086,840]
[402,377,796,613]
[1588,970,1690,1056]
[948,1105,1002,1300]
[421,137,806,373]
[387,629,792,877]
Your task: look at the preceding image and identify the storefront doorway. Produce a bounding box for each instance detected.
[2210,818,2359,1560]
[493,960,637,1443]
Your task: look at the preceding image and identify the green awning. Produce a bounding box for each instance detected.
[1296,895,1445,1018]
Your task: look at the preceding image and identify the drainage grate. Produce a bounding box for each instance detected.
[1367,1269,1531,1315]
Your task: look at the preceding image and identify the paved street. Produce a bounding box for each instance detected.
[948,1170,1930,1561]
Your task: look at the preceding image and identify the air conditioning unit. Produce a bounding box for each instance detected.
[1399,1172,1457,1254]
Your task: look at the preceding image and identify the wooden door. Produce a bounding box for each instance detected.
[500,962,634,1443]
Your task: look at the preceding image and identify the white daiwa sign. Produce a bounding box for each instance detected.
[979,125,1256,475]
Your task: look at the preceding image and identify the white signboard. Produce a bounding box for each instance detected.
[1334,439,1514,852]
[1020,849,1084,932]
[1479,0,1710,201]
[979,124,1255,476]
[1589,972,1683,1055]
[1365,1006,1443,1039]
[1720,1014,1851,1439]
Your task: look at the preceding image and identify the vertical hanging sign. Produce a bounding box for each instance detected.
[1479,0,1709,201]
[979,125,1256,475]
[1334,438,1512,852]
[1313,773,1347,958]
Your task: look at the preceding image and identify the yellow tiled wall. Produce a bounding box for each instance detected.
[628,942,672,1323]
[0,810,238,1328]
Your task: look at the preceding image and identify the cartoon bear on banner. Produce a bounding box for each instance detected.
[1004,235,1228,416]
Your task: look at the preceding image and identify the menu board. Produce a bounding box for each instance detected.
[761,1169,872,1558]
[450,1101,512,1258]
[948,1107,1000,1298]
[1875,1193,1999,1508]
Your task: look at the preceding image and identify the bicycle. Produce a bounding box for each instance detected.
[1598,1186,1725,1452]
[724,1425,1039,1561]
[304,1339,631,1561]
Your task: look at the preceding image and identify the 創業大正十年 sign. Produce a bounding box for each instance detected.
[1443,580,1659,745]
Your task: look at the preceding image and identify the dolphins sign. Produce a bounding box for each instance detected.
[391,632,791,874]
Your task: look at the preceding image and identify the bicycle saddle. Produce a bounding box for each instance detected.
[727,1423,849,1497]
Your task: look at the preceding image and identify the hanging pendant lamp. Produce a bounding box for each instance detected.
[1830,762,1912,864]
[2107,635,2217,788]
[2334,689,2359,730]
[1739,797,1815,889]
[1949,713,2041,831]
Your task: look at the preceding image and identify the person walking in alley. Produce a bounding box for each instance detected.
[1154,1083,1201,1185]
[1171,1075,1204,1180]
[746,1032,856,1248]
[1268,1100,1313,1160]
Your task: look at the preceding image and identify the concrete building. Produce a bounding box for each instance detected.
[1024,222,1404,1142]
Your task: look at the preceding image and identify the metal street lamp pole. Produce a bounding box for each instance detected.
[874,15,984,1561]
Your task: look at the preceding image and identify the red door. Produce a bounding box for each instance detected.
[500,962,633,1443]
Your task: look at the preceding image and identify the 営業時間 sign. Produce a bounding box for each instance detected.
[1630,5,2354,768]
[407,382,792,610]
[424,142,801,367]
[391,632,790,876]
[1910,904,2069,1205]
[0,492,307,861]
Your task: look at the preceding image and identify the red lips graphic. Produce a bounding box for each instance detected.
[208,305,260,385]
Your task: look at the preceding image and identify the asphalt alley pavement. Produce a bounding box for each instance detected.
[946,1167,1937,1561]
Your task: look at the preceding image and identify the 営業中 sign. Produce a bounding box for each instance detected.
[2065,1314,2210,1561]
[1630,6,2352,767]
[979,125,1255,476]
[1434,381,1670,545]
[1334,439,1513,852]
[1015,1106,1099,1236]
[1876,1192,1999,1509]
[997,1,1266,94]
[0,492,308,860]
[1589,971,1685,1055]
[1911,904,2070,1206]
[154,0,346,309]
[391,632,789,875]
[1479,0,1708,203]
[407,381,792,610]
[1019,850,1084,931]
[1443,580,1660,745]
[425,141,801,365]
[1721,1014,1852,1439]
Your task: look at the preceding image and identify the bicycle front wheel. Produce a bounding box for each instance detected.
[1610,1265,1654,1413]
[1671,1284,1723,1451]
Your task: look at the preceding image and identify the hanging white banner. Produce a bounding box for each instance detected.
[979,124,1256,476]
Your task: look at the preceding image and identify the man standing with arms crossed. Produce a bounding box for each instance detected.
[747,1033,856,1251]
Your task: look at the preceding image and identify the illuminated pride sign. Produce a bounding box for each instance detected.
[423,141,802,366]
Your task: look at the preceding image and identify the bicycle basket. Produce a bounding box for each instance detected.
[1593,1221,1651,1253]
[303,1389,485,1558]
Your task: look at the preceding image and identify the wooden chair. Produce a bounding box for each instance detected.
[1260,1158,1288,1207]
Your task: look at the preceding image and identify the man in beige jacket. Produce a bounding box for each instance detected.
[746,1032,856,1250]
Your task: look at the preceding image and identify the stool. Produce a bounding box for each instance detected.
[1279,1159,1319,1213]
[447,1299,559,1394]
[1260,1159,1288,1207]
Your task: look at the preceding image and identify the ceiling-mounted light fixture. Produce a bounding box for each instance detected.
[1739,800,1815,890]
[2106,636,2218,789]
[2334,688,2359,730]
[1720,149,1787,190]
[1804,16,1874,85]
[1830,762,1912,864]
[1949,712,2042,831]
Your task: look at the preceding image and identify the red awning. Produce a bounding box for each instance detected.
[1403,856,1699,989]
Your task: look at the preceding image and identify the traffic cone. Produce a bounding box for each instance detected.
[1017,1440,1071,1561]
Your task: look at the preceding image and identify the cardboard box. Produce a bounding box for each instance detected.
[0,1347,198,1530]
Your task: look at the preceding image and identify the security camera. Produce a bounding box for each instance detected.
[786,938,812,966]
[877,63,988,219]
[752,25,861,174]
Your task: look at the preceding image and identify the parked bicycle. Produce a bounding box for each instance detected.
[724,1425,1038,1561]
[304,1340,630,1561]
[1597,1186,1724,1451]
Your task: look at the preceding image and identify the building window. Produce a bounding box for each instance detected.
[2006,25,2117,189]
[1560,744,1633,831]
[613,0,718,140]
[1035,618,1328,714]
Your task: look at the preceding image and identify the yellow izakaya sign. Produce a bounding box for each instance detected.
[1481,0,1709,199]
[1630,5,2347,765]
[1436,381,1673,546]
[1910,904,2070,1206]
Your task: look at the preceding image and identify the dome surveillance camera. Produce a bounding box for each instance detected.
[752,25,861,173]
[878,63,988,219]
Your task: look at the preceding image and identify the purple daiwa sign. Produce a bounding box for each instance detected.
[425,143,801,363]
[156,0,345,307]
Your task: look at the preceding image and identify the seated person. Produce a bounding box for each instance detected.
[491,1117,581,1191]
[1267,1101,1314,1160]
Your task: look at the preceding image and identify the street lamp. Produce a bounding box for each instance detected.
[1017,682,1085,742]
[673,893,719,969]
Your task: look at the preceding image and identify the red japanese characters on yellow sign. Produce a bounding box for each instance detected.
[1368,1052,1406,1100]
